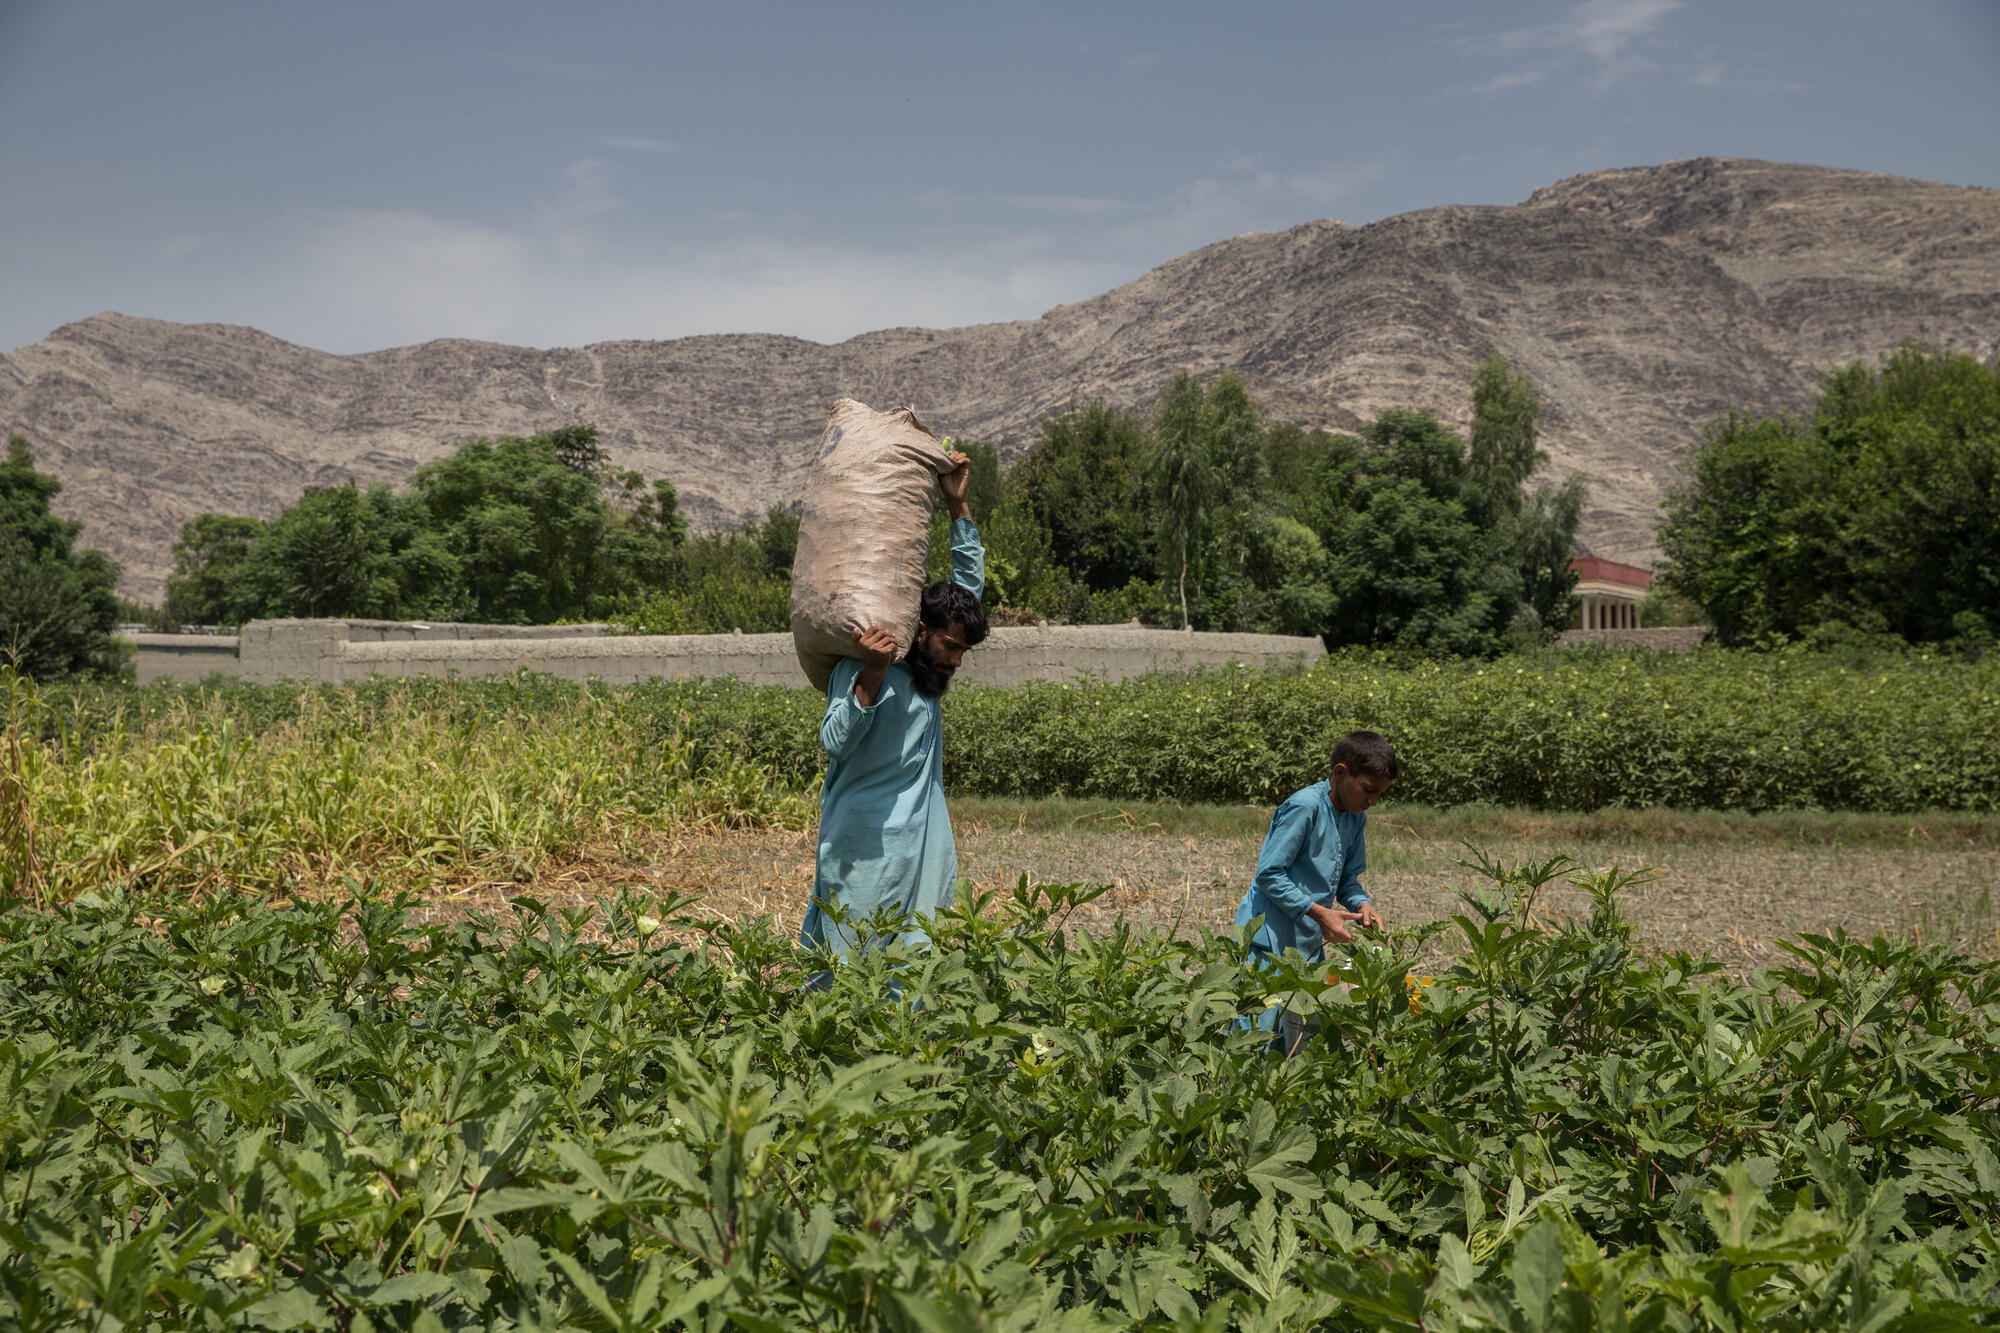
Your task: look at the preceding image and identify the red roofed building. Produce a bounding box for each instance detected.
[1569,557,1652,630]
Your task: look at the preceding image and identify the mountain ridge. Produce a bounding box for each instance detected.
[4,157,1996,603]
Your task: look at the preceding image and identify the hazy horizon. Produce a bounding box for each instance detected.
[4,0,1996,356]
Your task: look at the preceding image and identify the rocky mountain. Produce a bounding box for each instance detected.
[4,157,1995,604]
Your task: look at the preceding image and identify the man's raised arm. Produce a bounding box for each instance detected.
[939,451,985,597]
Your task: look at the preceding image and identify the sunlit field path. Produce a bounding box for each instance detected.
[462,800,2000,974]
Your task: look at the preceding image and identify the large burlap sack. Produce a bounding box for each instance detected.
[790,398,958,692]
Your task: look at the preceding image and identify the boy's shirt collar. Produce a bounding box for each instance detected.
[1320,779,1366,820]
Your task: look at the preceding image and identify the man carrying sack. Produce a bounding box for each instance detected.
[797,427,986,969]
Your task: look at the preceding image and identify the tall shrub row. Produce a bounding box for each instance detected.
[615,649,2000,812]
[933,651,2000,811]
[19,649,2000,814]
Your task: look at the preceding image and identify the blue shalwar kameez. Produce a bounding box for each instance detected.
[1233,780,1373,1035]
[800,518,984,960]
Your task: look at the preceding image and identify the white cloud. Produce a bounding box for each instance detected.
[1280,165,1384,207]
[598,136,679,153]
[479,51,604,79]
[1452,0,1682,92]
[1452,69,1547,96]
[1568,0,1681,63]
[292,208,530,346]
[533,159,620,259]
[1006,195,1127,215]
[550,159,618,220]
[1683,53,1810,94]
[2,150,1390,355]
[917,188,971,214]
[1003,259,1130,311]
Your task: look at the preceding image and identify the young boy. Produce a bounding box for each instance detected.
[1234,730,1400,1052]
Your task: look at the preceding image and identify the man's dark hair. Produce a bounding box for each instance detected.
[917,580,988,645]
[1330,730,1400,782]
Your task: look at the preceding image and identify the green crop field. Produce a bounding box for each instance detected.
[4,863,1997,1329]
[6,660,2000,1328]
[2,673,809,905]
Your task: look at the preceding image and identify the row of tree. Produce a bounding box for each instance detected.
[6,360,1591,677]
[163,426,687,628]
[20,344,1985,681]
[152,357,1587,657]
[923,358,1586,654]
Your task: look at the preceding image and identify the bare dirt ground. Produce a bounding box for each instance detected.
[439,802,1999,973]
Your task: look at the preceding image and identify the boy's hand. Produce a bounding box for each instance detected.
[1355,902,1386,932]
[939,451,972,519]
[1306,903,1364,949]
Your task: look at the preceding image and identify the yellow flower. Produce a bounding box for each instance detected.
[1405,974,1437,1012]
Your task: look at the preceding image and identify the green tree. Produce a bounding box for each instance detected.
[548,422,609,475]
[1508,478,1587,634]
[1820,348,2000,645]
[1146,372,1220,629]
[1206,371,1269,501]
[1309,412,1498,653]
[1467,353,1544,526]
[603,471,689,597]
[1010,401,1154,591]
[1658,346,1999,647]
[410,433,612,622]
[1242,513,1335,636]
[1263,421,1337,511]
[959,439,1003,529]
[0,436,126,679]
[216,425,690,625]
[163,513,263,627]
[753,502,800,578]
[228,481,415,619]
[1658,413,1843,644]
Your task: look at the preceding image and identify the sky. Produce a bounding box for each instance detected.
[2,0,1996,356]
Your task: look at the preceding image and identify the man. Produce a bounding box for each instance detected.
[800,452,986,964]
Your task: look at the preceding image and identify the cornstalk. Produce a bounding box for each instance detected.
[2,682,44,908]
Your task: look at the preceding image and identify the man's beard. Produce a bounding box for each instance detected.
[905,644,954,698]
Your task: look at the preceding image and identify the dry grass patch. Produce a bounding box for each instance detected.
[520,802,2000,972]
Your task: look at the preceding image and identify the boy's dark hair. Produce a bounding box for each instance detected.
[918,580,989,645]
[1330,730,1400,782]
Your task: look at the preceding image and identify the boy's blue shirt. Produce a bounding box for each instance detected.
[1233,779,1370,961]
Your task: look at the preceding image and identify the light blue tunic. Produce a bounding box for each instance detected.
[801,518,984,960]
[1233,780,1373,1040]
[1233,780,1372,964]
